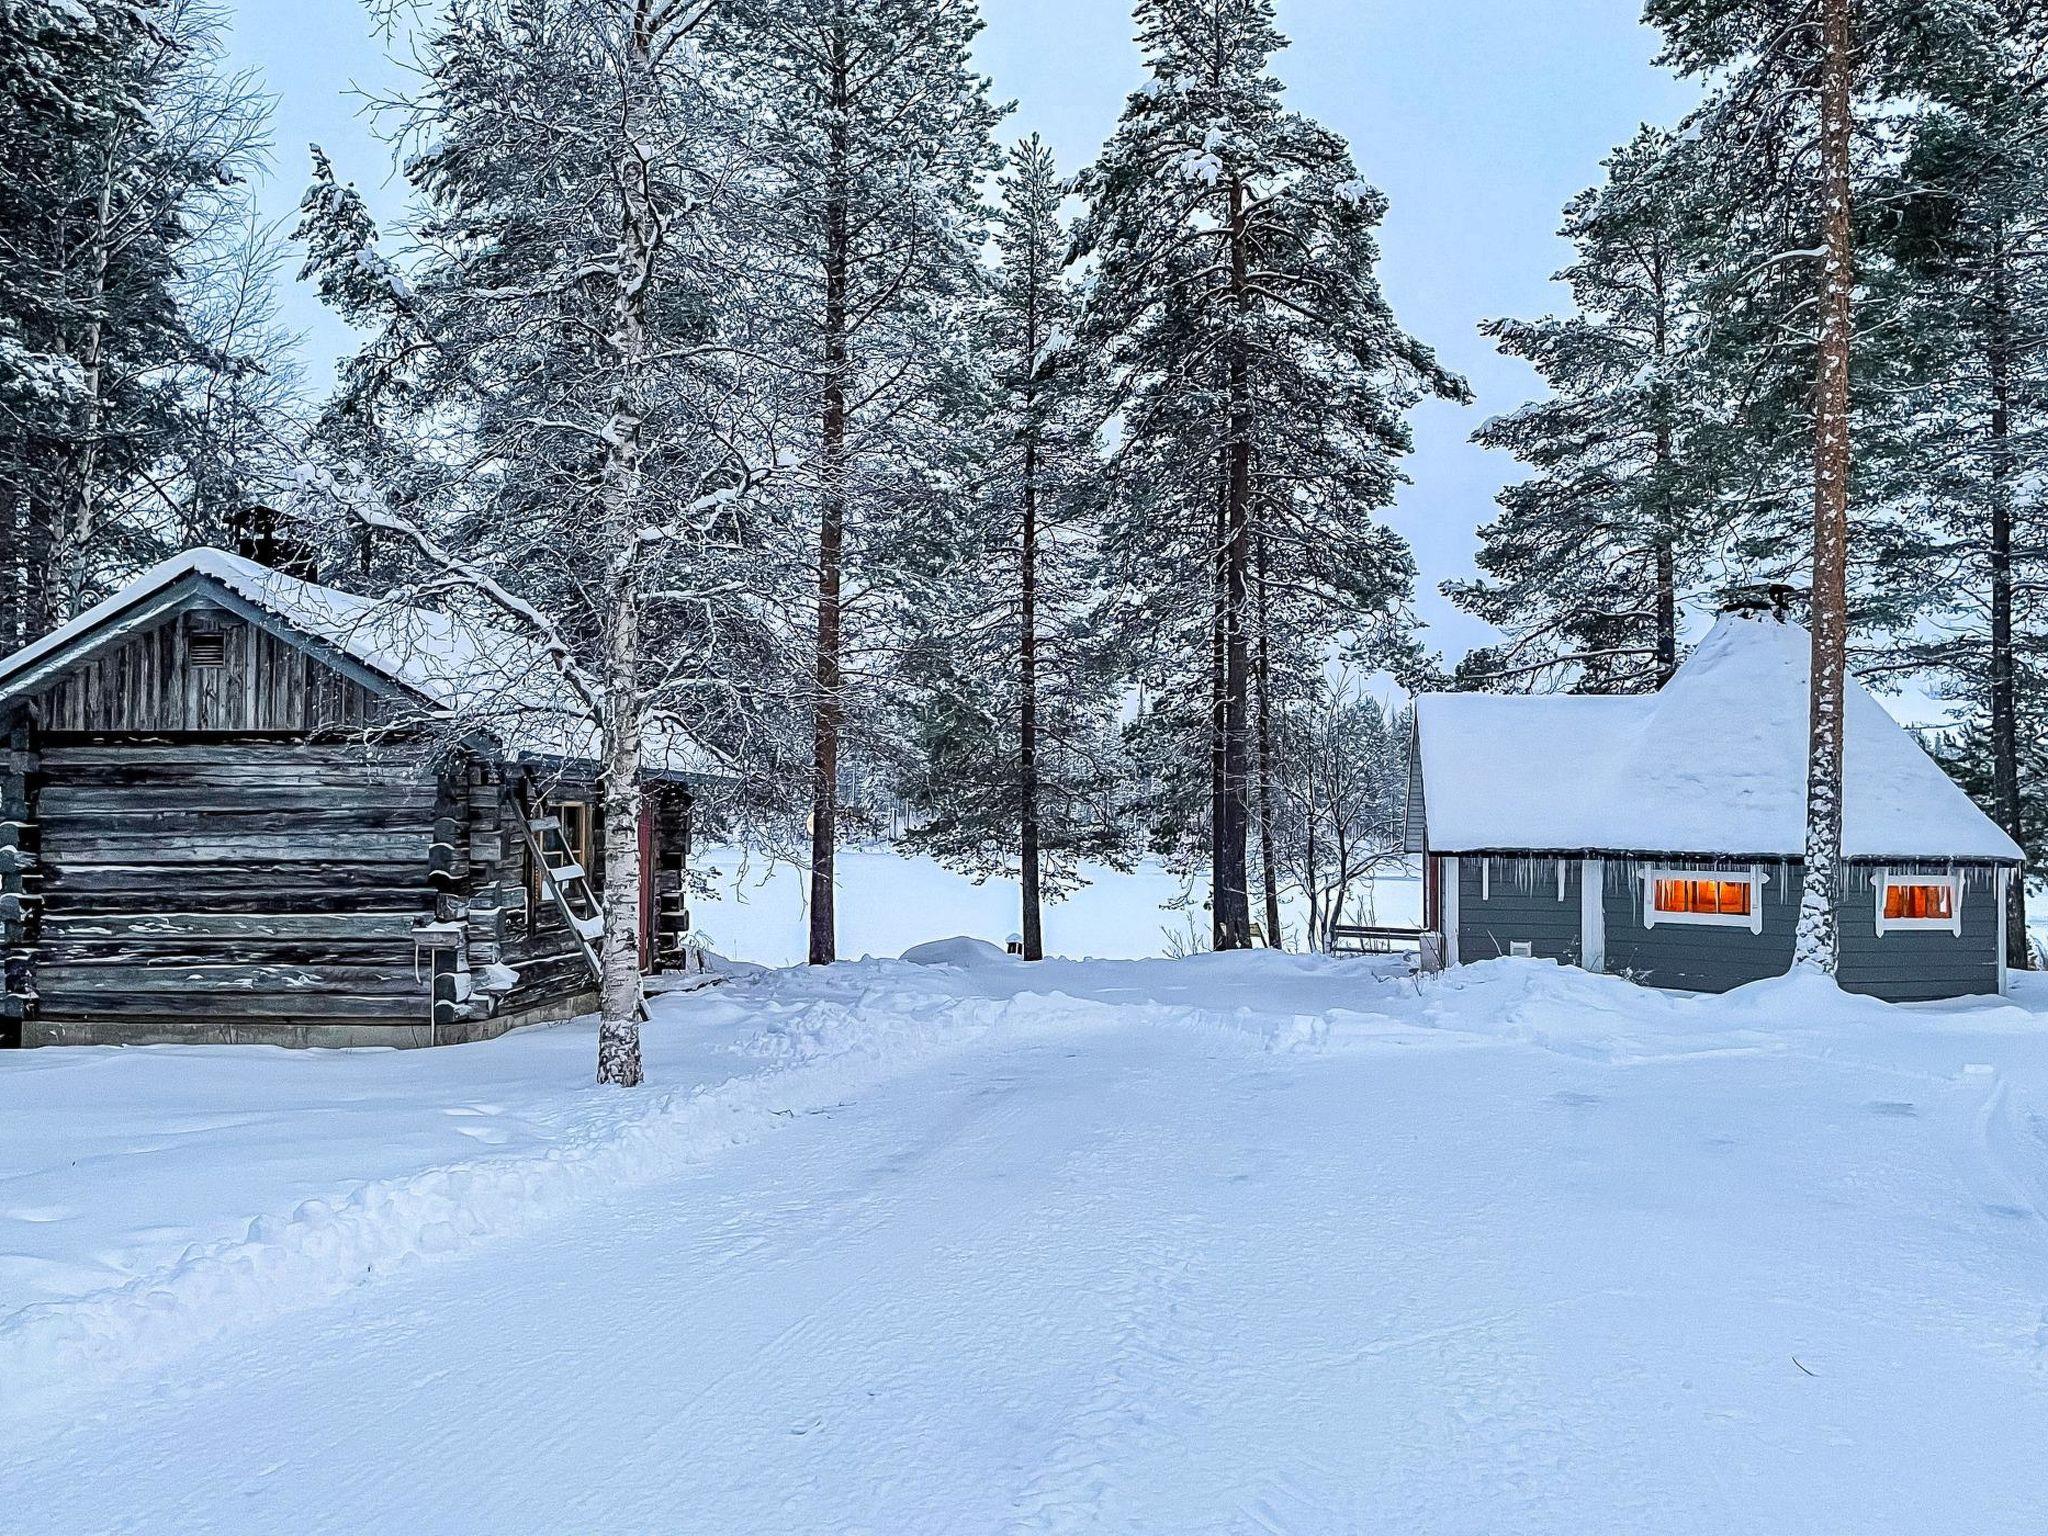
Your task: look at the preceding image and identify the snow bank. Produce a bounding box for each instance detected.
[900,936,1013,968]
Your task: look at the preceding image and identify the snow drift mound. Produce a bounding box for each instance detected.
[900,936,1013,968]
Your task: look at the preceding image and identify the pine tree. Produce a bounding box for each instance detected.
[896,137,1128,957]
[716,0,1003,966]
[1455,129,1723,694]
[1863,8,2048,968]
[0,0,285,645]
[1075,0,1463,949]
[1645,0,2009,972]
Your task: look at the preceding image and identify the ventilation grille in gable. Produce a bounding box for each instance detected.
[188,631,228,668]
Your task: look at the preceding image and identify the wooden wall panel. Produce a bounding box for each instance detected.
[32,740,437,1029]
[32,610,384,736]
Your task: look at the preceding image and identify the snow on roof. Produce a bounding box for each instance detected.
[1414,613,2022,863]
[0,548,722,780]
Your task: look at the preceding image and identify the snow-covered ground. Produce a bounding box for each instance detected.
[4,951,2047,1532]
[691,846,1424,965]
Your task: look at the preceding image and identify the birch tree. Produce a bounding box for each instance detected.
[300,0,792,1085]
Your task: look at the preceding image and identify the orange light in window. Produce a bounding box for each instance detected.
[1884,883,1952,922]
[1655,878,1752,916]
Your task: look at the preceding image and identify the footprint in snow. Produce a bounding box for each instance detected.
[3,1205,76,1223]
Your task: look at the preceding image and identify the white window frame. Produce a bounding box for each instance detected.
[1873,867,1963,938]
[1642,866,1766,935]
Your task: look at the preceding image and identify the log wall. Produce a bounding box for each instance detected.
[28,738,441,1042]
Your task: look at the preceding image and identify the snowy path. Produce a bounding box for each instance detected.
[6,959,2048,1533]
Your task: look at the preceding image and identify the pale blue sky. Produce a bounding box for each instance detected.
[224,0,1699,664]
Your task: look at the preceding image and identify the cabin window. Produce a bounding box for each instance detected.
[188,631,227,668]
[1875,870,1962,937]
[1643,867,1765,934]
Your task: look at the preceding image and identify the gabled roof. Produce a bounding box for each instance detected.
[0,548,723,781]
[1412,613,2022,864]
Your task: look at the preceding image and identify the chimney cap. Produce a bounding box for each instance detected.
[1719,582,1805,621]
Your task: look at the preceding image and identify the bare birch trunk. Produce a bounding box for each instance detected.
[593,12,665,1086]
[1794,0,1855,974]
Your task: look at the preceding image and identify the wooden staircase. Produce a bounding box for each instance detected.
[512,785,647,1022]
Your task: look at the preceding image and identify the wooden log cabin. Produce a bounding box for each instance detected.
[0,549,718,1048]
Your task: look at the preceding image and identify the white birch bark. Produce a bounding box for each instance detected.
[592,9,668,1087]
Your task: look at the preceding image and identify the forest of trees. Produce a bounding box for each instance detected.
[5,0,2044,1078]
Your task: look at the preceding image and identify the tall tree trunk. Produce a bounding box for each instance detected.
[1210,462,1227,940]
[1795,0,1855,974]
[1019,290,1044,962]
[1987,233,2028,968]
[1213,171,1254,951]
[1651,262,1678,687]
[1254,516,1282,947]
[809,20,850,968]
[53,140,120,624]
[593,29,664,1088]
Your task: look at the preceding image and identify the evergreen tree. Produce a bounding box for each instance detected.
[1075,0,1463,949]
[715,0,1003,965]
[1645,0,2009,970]
[896,137,1128,957]
[1456,129,1723,694]
[1862,7,2048,967]
[0,0,285,645]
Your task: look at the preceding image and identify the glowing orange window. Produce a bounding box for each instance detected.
[1884,883,1953,922]
[1654,878,1753,917]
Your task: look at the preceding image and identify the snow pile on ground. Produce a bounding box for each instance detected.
[900,935,1015,968]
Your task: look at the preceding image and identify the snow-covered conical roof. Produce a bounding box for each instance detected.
[1413,613,2022,863]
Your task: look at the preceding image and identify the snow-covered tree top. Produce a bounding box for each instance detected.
[1414,614,2023,863]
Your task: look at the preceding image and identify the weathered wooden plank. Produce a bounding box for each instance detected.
[37,805,440,838]
[44,863,434,895]
[34,993,431,1021]
[38,940,426,967]
[40,912,426,941]
[35,963,430,996]
[36,785,438,817]
[40,831,436,863]
[41,886,431,915]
